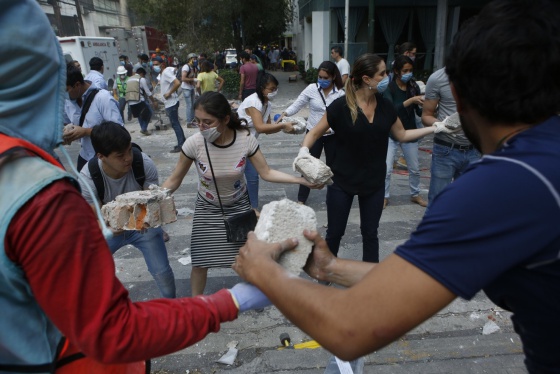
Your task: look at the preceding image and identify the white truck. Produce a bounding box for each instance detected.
[58,36,120,89]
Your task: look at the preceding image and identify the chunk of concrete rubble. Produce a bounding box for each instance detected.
[254,199,317,275]
[281,116,307,134]
[294,155,333,185]
[102,186,177,230]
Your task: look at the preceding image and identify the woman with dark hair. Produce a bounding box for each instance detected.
[196,60,224,94]
[299,53,452,263]
[383,55,426,208]
[163,91,318,295]
[276,61,345,205]
[396,42,417,62]
[237,72,296,211]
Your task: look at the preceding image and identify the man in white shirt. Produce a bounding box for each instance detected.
[330,46,350,85]
[181,53,198,126]
[84,57,108,90]
[152,56,185,153]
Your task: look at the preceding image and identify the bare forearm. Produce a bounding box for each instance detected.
[321,257,375,287]
[396,126,434,143]
[259,168,303,184]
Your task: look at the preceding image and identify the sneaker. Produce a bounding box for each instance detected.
[127,112,132,121]
[169,146,181,153]
[383,198,388,209]
[140,130,151,136]
[162,230,170,242]
[411,195,428,207]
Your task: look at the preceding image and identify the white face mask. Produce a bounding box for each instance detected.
[267,90,278,100]
[201,127,221,142]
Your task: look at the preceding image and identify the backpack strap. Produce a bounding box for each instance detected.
[87,157,105,203]
[131,144,145,188]
[79,89,100,127]
[87,144,145,203]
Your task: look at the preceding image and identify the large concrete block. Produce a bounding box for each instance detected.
[254,199,317,275]
[281,116,306,134]
[102,186,177,230]
[294,155,333,185]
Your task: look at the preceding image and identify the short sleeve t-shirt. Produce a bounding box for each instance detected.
[198,71,218,93]
[336,58,351,77]
[326,94,397,195]
[79,152,159,205]
[182,130,259,206]
[395,116,560,373]
[181,64,195,90]
[240,62,259,90]
[237,93,271,138]
[424,68,470,146]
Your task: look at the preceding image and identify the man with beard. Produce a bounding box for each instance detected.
[232,1,560,373]
[422,67,480,208]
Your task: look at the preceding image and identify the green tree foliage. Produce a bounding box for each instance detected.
[128,0,292,54]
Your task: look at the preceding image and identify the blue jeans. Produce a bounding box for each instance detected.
[106,227,176,298]
[298,133,335,203]
[244,158,259,208]
[165,102,185,147]
[183,89,195,123]
[428,143,481,207]
[326,182,384,263]
[385,138,421,198]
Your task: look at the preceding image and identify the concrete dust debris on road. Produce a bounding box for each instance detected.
[482,320,500,335]
[216,341,238,365]
[177,207,194,216]
[178,256,192,265]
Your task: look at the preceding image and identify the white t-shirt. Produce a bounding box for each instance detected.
[336,58,351,78]
[236,93,271,138]
[182,130,260,206]
[181,64,195,90]
[157,67,179,108]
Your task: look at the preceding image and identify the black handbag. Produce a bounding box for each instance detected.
[204,140,257,242]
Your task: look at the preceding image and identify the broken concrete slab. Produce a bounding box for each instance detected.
[254,199,317,275]
[102,186,177,230]
[293,155,333,185]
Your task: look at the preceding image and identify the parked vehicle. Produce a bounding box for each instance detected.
[225,49,237,68]
[58,36,119,88]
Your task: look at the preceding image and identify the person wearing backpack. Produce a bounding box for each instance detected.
[181,53,198,126]
[126,66,158,135]
[80,121,176,298]
[64,64,124,171]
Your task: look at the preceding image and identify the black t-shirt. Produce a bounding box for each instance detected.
[327,94,397,195]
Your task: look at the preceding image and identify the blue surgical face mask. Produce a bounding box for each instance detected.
[376,76,390,93]
[153,65,161,73]
[317,78,332,89]
[401,72,413,83]
[120,61,125,66]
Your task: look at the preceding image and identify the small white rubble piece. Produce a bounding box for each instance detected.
[293,154,334,186]
[216,341,238,365]
[281,116,307,134]
[443,112,461,130]
[254,199,317,275]
[482,320,501,335]
[102,185,177,230]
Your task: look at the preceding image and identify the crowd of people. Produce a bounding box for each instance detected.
[1,0,559,373]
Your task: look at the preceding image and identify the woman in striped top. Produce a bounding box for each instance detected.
[163,92,320,296]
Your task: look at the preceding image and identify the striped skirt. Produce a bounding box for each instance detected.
[190,193,252,268]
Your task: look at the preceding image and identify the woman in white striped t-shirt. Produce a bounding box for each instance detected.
[163,92,321,296]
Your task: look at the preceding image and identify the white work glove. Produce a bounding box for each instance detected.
[293,147,312,171]
[229,283,271,313]
[433,121,457,134]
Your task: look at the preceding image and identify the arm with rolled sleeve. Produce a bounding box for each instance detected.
[284,84,314,117]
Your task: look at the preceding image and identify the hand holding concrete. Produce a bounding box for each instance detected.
[229,283,271,313]
[434,113,462,134]
[293,148,334,185]
[280,116,306,134]
[302,229,336,283]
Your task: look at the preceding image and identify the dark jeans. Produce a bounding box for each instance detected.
[165,102,185,146]
[242,88,256,101]
[118,97,127,123]
[325,183,384,263]
[297,133,335,203]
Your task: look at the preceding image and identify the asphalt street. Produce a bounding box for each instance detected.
[58,70,527,373]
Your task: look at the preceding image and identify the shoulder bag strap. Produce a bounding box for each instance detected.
[79,89,100,127]
[203,139,226,218]
[317,85,327,109]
